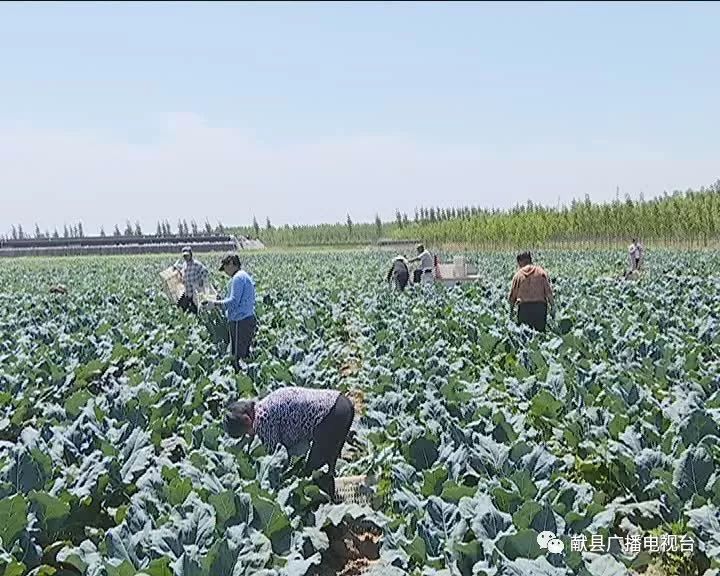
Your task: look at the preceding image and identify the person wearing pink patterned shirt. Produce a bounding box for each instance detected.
[224,387,355,501]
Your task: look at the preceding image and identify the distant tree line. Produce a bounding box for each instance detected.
[229,181,720,249]
[6,182,720,248]
[2,219,229,241]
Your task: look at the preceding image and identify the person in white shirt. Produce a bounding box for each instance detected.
[407,244,434,285]
[628,238,642,272]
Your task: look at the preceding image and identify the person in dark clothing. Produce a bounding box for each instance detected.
[386,255,410,290]
[177,293,198,314]
[224,387,355,501]
[508,251,555,332]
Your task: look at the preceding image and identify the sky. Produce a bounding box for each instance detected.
[0,1,718,235]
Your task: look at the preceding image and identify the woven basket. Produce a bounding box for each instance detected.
[159,267,184,302]
[194,286,219,311]
[335,475,376,506]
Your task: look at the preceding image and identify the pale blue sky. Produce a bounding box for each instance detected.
[0,1,718,234]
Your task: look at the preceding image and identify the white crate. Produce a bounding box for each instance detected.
[335,475,375,506]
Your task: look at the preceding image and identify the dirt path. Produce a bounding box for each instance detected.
[309,521,382,576]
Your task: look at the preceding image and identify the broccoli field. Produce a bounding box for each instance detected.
[1,250,719,576]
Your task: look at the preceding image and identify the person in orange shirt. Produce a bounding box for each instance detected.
[508,251,555,332]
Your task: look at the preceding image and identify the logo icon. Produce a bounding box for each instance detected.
[537,531,565,554]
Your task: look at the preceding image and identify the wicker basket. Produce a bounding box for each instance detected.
[194,286,219,311]
[335,475,376,506]
[159,267,184,303]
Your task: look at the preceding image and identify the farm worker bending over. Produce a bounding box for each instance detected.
[508,251,555,333]
[173,246,209,314]
[224,387,355,502]
[407,244,434,285]
[386,255,410,290]
[206,254,257,371]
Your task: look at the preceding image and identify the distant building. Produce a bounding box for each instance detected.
[376,238,421,251]
[0,234,265,257]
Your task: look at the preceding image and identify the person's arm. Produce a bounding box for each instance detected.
[218,275,244,307]
[508,273,519,306]
[543,273,555,310]
[407,255,420,264]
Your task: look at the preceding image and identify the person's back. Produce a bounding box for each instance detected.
[509,252,554,332]
[392,258,408,275]
[388,256,410,290]
[225,269,256,321]
[418,250,433,271]
[254,387,341,449]
[225,386,355,501]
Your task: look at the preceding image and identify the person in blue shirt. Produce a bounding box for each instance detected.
[207,253,257,371]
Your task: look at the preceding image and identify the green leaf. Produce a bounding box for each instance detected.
[403,436,439,471]
[209,491,237,529]
[0,494,28,548]
[497,529,542,560]
[405,535,427,564]
[144,558,173,576]
[165,477,192,507]
[530,390,563,420]
[440,482,476,503]
[105,560,135,576]
[3,562,26,576]
[236,374,255,396]
[441,380,472,404]
[510,470,538,500]
[56,540,102,575]
[64,390,93,418]
[513,501,543,530]
[421,467,449,498]
[115,505,128,525]
[673,445,714,502]
[28,491,70,536]
[74,360,107,384]
[563,422,581,449]
[609,414,629,439]
[229,450,256,480]
[251,495,291,550]
[10,402,28,428]
[492,487,523,514]
[681,410,720,445]
[25,566,57,576]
